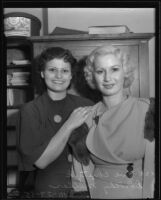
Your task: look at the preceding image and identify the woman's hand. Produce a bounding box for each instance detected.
[65,106,92,131]
[34,106,92,169]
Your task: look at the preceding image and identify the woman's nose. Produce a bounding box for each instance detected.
[104,71,111,81]
[55,71,62,78]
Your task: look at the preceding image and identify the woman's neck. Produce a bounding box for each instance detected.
[47,90,67,101]
[103,93,126,109]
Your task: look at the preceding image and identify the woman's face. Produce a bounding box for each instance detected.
[41,58,72,93]
[93,54,125,97]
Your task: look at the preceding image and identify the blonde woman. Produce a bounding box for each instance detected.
[69,45,155,199]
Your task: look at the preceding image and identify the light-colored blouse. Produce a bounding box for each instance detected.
[71,96,154,199]
[86,96,147,163]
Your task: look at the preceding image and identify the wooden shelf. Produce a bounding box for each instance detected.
[7,125,16,131]
[6,36,29,40]
[7,105,22,109]
[7,64,31,69]
[6,36,31,47]
[7,165,18,170]
[7,146,17,150]
[7,185,18,188]
[7,85,31,89]
[7,188,20,199]
[7,164,18,168]
[30,32,154,42]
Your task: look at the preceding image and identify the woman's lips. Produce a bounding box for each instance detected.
[52,80,65,84]
[103,84,114,89]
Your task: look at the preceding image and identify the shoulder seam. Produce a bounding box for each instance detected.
[138,98,150,105]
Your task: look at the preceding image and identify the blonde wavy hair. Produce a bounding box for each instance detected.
[84,45,136,89]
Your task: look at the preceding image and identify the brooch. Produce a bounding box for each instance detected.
[53,115,62,123]
[93,116,99,125]
[126,163,134,178]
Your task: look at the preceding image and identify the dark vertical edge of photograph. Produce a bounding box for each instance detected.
[1,1,161,200]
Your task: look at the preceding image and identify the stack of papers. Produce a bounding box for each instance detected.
[11,59,31,65]
[88,25,131,34]
[7,170,17,185]
[10,72,30,85]
[7,74,12,85]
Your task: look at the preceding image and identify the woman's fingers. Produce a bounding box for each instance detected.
[73,106,92,114]
[67,106,92,129]
[72,107,92,119]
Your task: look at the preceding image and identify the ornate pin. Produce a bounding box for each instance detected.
[93,116,99,125]
[126,163,134,178]
[53,115,62,123]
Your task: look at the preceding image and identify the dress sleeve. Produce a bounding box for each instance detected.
[18,105,54,171]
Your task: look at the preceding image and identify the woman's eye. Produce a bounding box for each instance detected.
[48,68,56,72]
[112,68,119,72]
[96,70,103,74]
[63,69,70,73]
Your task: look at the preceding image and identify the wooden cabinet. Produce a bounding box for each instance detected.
[30,33,154,98]
[6,36,34,195]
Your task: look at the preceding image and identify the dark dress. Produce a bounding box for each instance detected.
[18,92,93,198]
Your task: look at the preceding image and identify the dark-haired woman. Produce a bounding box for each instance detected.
[18,47,93,198]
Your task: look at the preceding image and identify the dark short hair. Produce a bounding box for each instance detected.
[38,47,76,75]
[34,47,77,94]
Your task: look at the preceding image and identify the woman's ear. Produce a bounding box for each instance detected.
[41,71,44,78]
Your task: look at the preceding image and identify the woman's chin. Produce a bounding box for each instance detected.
[48,87,67,93]
[101,90,115,96]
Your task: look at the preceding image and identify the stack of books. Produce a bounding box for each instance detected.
[11,71,30,86]
[7,88,27,106]
[7,170,17,187]
[7,89,14,106]
[88,25,131,35]
[7,74,12,86]
[7,109,19,118]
